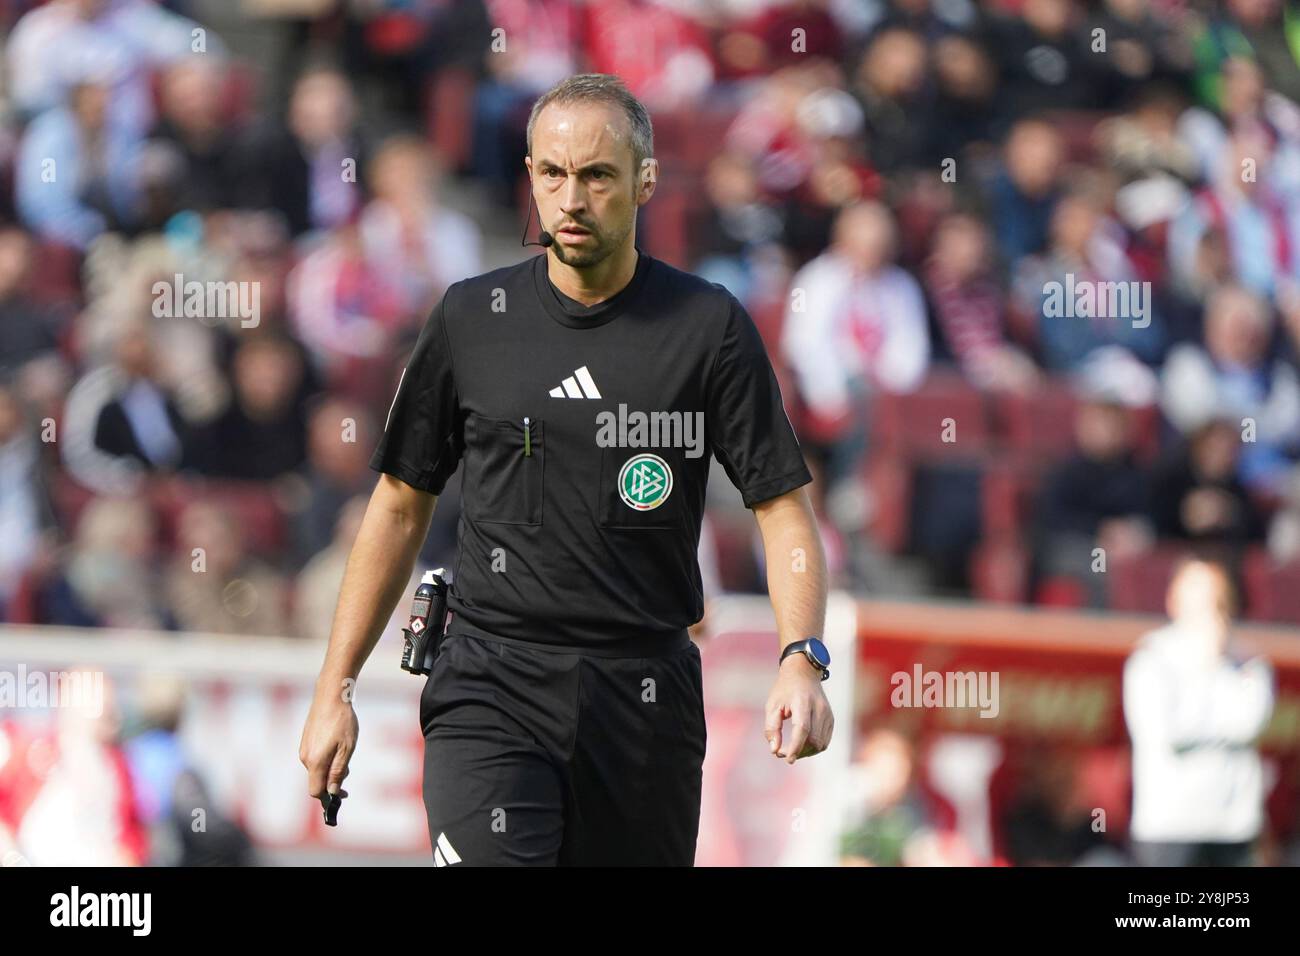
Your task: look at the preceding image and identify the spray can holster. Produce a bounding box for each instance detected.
[400,569,450,676]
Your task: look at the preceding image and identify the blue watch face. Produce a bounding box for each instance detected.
[807,638,830,669]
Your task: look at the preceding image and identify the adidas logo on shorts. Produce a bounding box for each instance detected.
[433,831,462,866]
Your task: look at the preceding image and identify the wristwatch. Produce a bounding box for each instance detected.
[780,638,830,681]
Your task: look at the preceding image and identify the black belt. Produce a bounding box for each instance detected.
[446,616,692,658]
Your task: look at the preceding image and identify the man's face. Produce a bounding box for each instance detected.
[526,102,652,269]
[1167,561,1233,644]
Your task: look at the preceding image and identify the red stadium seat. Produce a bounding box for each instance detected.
[28,241,82,307]
[872,372,993,463]
[1034,575,1088,608]
[981,460,1038,539]
[1242,549,1300,624]
[970,536,1030,603]
[993,381,1078,466]
[1106,545,1188,615]
[865,457,912,554]
[153,478,287,559]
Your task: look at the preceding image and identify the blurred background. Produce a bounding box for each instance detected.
[0,0,1299,867]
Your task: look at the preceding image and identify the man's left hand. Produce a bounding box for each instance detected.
[764,656,834,764]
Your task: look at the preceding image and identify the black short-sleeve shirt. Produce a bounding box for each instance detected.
[370,249,812,651]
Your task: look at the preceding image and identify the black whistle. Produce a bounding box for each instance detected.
[320,792,341,827]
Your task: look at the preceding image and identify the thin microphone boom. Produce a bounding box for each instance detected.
[521,194,553,248]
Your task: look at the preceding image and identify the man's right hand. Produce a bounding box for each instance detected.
[299,690,359,804]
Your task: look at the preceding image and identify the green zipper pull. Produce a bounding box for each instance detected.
[523,416,531,457]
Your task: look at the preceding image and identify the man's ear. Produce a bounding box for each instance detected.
[638,158,659,201]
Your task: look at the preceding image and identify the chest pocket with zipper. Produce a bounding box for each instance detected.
[463,414,544,525]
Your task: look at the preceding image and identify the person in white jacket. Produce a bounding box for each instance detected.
[1123,556,1275,866]
[780,200,930,491]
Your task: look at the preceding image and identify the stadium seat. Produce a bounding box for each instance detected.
[872,372,993,463]
[1106,545,1188,615]
[970,536,1030,603]
[1242,548,1300,624]
[993,381,1079,467]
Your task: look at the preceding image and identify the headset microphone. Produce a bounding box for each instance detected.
[521,194,553,248]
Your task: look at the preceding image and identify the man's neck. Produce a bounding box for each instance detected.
[546,243,639,307]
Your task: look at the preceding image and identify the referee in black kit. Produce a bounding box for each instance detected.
[300,73,833,866]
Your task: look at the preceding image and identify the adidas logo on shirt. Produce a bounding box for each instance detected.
[433,832,462,866]
[548,365,602,399]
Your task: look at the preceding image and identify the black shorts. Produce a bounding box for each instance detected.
[418,625,707,866]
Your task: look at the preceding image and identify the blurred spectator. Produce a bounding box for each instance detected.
[288,398,376,567]
[1169,129,1300,305]
[1150,417,1265,545]
[1002,749,1108,866]
[689,150,785,303]
[734,0,844,75]
[717,0,847,80]
[922,211,1038,392]
[1268,466,1300,561]
[8,672,148,866]
[6,0,222,135]
[241,64,366,238]
[146,56,244,216]
[779,87,879,262]
[1124,556,1275,866]
[984,118,1065,265]
[1220,0,1300,105]
[190,334,310,481]
[123,673,254,865]
[359,134,482,317]
[15,63,144,249]
[1085,0,1194,108]
[1033,390,1153,605]
[781,200,929,484]
[61,318,189,494]
[926,34,1000,164]
[1014,183,1166,370]
[849,27,929,174]
[0,382,52,615]
[471,0,581,207]
[583,0,715,112]
[0,227,67,373]
[287,215,408,379]
[295,494,368,641]
[342,0,492,118]
[1161,283,1300,495]
[839,728,931,866]
[1099,84,1199,187]
[1190,4,1300,113]
[724,62,850,207]
[165,500,288,636]
[38,496,164,629]
[984,0,1098,118]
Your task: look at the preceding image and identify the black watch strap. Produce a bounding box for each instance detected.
[780,640,830,681]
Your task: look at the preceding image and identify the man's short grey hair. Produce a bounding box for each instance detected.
[526,73,654,174]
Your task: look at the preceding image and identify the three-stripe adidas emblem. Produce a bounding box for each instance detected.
[549,365,602,399]
[433,832,462,866]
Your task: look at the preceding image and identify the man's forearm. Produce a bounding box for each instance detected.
[755,489,829,650]
[316,489,435,693]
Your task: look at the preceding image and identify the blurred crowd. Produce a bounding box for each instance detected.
[0,0,1299,636]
